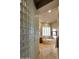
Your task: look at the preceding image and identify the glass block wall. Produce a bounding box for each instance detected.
[20,0,39,59]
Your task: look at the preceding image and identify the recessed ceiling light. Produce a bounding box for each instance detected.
[48,10,52,13]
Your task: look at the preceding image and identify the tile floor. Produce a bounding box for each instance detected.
[38,39,58,59]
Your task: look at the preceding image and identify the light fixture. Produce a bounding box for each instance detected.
[48,10,52,13]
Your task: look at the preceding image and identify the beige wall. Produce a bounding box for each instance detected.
[51,20,58,28]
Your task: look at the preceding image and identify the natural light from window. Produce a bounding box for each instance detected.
[42,26,51,36]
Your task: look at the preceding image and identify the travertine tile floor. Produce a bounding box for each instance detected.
[38,39,58,59]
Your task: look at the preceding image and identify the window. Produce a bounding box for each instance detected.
[53,31,56,36]
[52,28,57,38]
[52,29,56,36]
[42,26,51,36]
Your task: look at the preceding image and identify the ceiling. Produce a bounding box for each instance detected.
[39,8,59,23]
[38,0,59,24]
[34,0,54,9]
